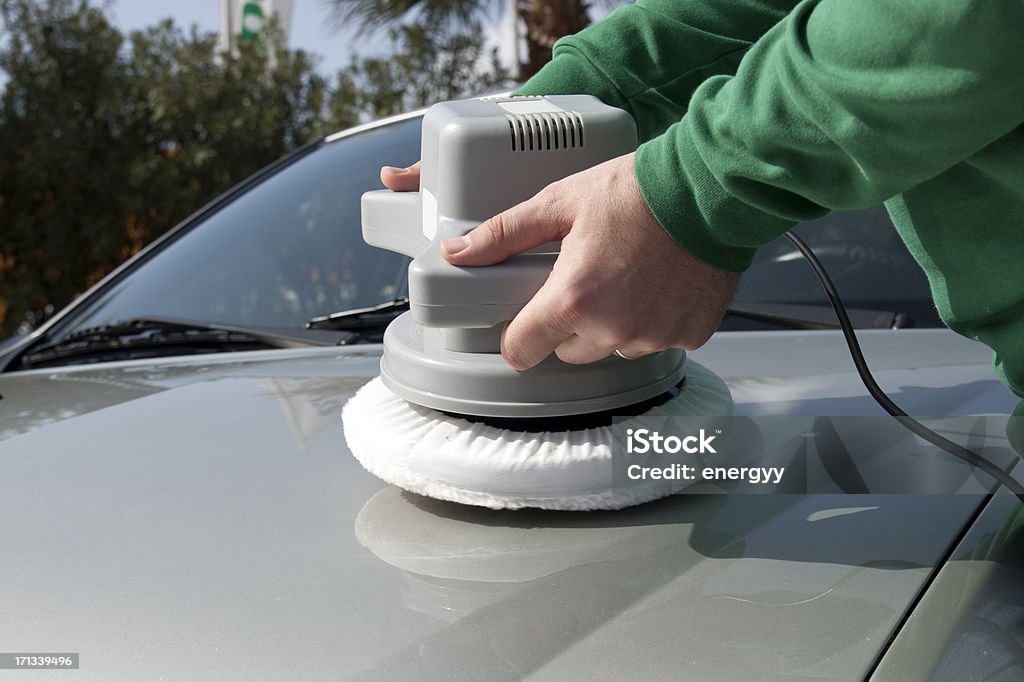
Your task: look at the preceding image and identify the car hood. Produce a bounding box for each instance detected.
[0,329,1017,680]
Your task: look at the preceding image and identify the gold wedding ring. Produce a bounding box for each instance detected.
[614,349,640,361]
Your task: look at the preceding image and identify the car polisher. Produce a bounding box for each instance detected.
[341,95,732,510]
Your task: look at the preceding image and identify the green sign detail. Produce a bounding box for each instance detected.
[239,2,266,42]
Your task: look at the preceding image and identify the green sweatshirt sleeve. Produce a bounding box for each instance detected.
[516,0,798,143]
[635,0,1024,271]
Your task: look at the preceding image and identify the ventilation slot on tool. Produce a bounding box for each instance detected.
[507,113,585,152]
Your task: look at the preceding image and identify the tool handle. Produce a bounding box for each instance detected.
[361,190,427,258]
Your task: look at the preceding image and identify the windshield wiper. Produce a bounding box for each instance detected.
[306,297,409,333]
[726,302,913,330]
[19,317,336,370]
[307,298,909,337]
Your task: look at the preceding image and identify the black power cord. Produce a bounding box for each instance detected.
[784,230,1024,501]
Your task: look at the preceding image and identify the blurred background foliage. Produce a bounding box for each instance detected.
[0,0,509,336]
[326,0,591,82]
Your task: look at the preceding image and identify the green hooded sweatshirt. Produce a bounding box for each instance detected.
[517,0,1024,398]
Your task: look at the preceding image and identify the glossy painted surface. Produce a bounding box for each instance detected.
[0,329,1018,680]
[871,490,1024,681]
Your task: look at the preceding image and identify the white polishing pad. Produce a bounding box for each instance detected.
[342,362,733,511]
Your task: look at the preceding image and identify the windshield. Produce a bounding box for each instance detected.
[736,206,938,326]
[63,119,421,332]
[52,114,938,342]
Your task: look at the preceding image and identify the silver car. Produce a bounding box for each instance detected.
[1,110,1021,680]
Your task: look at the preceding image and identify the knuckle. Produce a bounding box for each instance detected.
[483,214,509,245]
[502,341,531,369]
[534,186,571,233]
[536,185,560,212]
[558,285,592,327]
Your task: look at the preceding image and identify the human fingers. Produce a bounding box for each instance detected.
[500,279,576,370]
[554,334,616,365]
[441,189,571,266]
[380,161,420,192]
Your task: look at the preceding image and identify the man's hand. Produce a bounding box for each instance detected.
[381,154,740,371]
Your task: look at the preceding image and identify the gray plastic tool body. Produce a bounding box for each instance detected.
[361,96,686,418]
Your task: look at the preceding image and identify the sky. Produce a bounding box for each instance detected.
[108,0,518,78]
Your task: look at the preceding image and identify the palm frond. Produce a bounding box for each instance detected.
[322,0,504,38]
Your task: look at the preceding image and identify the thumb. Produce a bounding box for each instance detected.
[380,161,420,192]
[442,194,569,266]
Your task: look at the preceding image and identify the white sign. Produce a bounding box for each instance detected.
[218,0,294,55]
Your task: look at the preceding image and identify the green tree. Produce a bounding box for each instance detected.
[0,0,334,334]
[334,17,510,120]
[116,18,336,248]
[0,0,135,333]
[0,3,322,336]
[0,0,507,336]
[326,0,600,82]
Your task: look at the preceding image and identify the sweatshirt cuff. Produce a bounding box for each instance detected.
[635,117,794,273]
